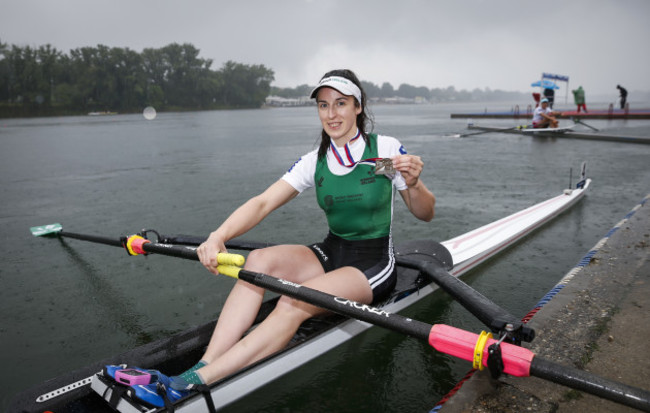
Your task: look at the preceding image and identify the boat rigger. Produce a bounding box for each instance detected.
[12,174,596,412]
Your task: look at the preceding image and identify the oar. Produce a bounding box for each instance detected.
[32,225,532,341]
[159,233,534,342]
[31,226,650,410]
[29,224,243,264]
[451,125,524,138]
[572,117,600,132]
[160,233,272,252]
[216,262,650,411]
[396,256,534,343]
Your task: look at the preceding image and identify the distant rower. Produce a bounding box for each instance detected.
[532,98,560,129]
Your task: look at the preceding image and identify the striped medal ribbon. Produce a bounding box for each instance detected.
[329,130,382,169]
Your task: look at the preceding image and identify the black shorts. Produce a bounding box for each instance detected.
[308,232,397,304]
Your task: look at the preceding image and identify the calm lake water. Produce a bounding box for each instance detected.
[1,102,649,412]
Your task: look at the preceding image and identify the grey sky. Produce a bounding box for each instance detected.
[2,0,648,97]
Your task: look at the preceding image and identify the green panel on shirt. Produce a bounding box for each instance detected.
[315,134,394,240]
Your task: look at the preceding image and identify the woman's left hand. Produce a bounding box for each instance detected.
[391,154,423,188]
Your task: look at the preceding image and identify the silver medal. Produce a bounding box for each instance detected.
[374,158,395,175]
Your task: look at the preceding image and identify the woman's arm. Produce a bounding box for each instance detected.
[197,179,299,272]
[392,154,436,222]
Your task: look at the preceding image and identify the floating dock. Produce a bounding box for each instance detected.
[451,107,650,120]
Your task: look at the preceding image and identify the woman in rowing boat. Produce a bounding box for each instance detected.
[169,69,436,390]
[532,98,560,129]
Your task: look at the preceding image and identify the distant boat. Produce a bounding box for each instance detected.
[87,111,118,116]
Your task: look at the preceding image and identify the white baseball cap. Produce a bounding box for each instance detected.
[310,76,362,104]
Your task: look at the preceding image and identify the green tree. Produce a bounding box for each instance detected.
[360,81,380,99]
[220,61,274,108]
[35,44,62,107]
[1,40,275,117]
[0,40,9,102]
[157,43,214,108]
[110,47,146,110]
[141,47,167,108]
[380,82,395,98]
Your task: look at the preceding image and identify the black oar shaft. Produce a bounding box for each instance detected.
[165,235,273,252]
[236,268,433,341]
[61,231,202,261]
[54,231,526,343]
[140,242,199,260]
[574,118,599,132]
[530,357,650,412]
[58,230,433,340]
[59,231,123,248]
[459,125,519,138]
[165,235,534,341]
[167,235,532,340]
[56,231,434,339]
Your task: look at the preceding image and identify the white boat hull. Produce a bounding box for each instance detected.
[445,180,591,276]
[143,179,592,412]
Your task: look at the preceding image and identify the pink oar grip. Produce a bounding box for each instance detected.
[429,324,534,377]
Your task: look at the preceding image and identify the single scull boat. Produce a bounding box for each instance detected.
[464,124,650,144]
[11,175,591,413]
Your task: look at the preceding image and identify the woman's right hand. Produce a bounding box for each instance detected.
[197,232,228,274]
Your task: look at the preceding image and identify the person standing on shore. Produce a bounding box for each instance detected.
[617,85,628,109]
[572,86,588,113]
[168,69,436,391]
[543,87,555,108]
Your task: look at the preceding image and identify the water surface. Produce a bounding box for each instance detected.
[1,103,649,412]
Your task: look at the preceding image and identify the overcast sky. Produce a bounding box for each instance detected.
[2,0,648,97]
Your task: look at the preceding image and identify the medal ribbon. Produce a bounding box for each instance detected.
[329,130,382,168]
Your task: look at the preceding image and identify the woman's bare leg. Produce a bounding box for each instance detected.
[196,265,373,384]
[201,244,325,363]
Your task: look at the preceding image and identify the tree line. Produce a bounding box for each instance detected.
[271,82,528,103]
[1,39,531,118]
[0,41,275,117]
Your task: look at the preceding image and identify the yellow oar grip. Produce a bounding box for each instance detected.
[217,253,245,267]
[472,331,493,370]
[217,265,242,279]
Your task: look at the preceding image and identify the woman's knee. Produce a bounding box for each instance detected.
[245,248,278,273]
[274,295,319,321]
[245,245,321,282]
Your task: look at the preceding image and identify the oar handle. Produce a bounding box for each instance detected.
[217,253,245,267]
[217,265,242,278]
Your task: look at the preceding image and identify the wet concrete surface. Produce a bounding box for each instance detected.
[441,195,650,412]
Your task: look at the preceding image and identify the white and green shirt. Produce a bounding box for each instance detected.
[282,133,408,240]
